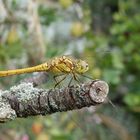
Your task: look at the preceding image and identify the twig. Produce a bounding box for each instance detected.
[0,80,109,123]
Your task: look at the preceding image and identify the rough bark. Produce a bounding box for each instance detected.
[0,80,109,123]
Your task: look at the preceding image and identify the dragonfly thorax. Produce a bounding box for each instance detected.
[50,56,74,74]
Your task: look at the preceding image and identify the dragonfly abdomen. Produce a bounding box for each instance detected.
[0,68,35,77]
[0,63,50,77]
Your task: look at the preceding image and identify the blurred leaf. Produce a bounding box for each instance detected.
[39,6,57,25]
[130,33,140,44]
[91,67,102,79]
[71,22,84,37]
[110,24,127,35]
[103,69,121,84]
[111,50,124,69]
[4,43,23,59]
[124,93,140,107]
[50,128,70,140]
[123,42,135,54]
[59,0,73,9]
[66,121,75,131]
[36,133,49,140]
[0,47,7,64]
[7,27,19,44]
[113,13,127,21]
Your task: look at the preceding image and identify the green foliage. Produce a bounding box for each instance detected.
[0,43,23,67]
[0,46,7,64]
[124,93,140,107]
[39,6,58,25]
[0,0,140,140]
[103,69,121,84]
[109,0,140,109]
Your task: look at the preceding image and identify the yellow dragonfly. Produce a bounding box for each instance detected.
[0,55,89,87]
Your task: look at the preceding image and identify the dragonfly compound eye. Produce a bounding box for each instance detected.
[81,60,89,72]
[75,60,89,74]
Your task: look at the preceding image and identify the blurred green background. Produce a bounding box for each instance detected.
[0,0,140,140]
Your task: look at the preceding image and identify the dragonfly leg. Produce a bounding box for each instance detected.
[68,76,73,87]
[68,74,81,87]
[53,74,65,83]
[80,74,94,80]
[54,74,68,88]
[53,74,65,88]
[72,73,81,85]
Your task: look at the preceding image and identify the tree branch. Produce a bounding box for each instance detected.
[0,80,109,123]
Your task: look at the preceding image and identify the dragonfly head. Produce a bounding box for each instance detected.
[75,59,89,74]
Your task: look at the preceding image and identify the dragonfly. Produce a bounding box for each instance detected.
[0,55,89,87]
